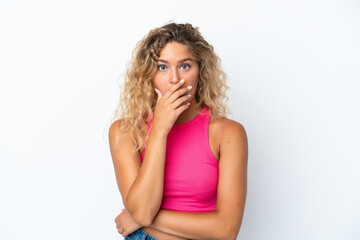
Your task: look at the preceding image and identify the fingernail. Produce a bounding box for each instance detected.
[188,94,192,97]
[180,79,185,83]
[187,86,192,90]
[187,102,190,106]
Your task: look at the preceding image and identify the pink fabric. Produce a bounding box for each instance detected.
[141,106,218,213]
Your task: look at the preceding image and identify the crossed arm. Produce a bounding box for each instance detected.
[109,119,248,240]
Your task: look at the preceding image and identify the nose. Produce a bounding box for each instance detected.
[170,67,181,84]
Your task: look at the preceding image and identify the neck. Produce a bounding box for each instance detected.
[174,100,202,125]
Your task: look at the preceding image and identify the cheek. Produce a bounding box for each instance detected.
[186,70,199,85]
[152,74,161,87]
[152,77,167,93]
[188,66,199,79]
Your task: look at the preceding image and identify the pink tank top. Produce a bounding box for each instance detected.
[141,106,219,213]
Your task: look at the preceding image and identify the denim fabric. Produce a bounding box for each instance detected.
[124,228,159,240]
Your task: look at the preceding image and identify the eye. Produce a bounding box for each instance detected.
[158,65,167,71]
[181,64,190,70]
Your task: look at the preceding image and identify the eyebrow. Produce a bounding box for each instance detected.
[157,58,194,63]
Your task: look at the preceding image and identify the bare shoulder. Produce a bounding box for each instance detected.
[108,119,127,141]
[210,115,247,143]
[109,119,147,145]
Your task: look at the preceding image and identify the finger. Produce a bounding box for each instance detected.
[174,102,191,116]
[172,93,192,109]
[163,79,186,100]
[154,88,163,103]
[122,231,130,238]
[168,85,192,104]
[117,226,124,234]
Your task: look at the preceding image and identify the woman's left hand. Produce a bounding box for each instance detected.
[115,209,143,238]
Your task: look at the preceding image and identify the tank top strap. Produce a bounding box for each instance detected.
[199,106,211,128]
[143,114,154,149]
[201,105,211,117]
[147,116,153,135]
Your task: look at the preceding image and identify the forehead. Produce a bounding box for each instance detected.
[158,42,194,60]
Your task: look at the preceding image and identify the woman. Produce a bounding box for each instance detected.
[109,22,248,240]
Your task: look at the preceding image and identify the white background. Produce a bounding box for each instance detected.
[0,0,359,239]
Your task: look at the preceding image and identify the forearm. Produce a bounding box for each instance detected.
[126,129,167,225]
[149,210,237,240]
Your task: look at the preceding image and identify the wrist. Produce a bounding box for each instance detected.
[150,126,169,138]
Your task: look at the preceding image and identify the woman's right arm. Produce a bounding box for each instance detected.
[109,79,191,226]
[109,120,167,226]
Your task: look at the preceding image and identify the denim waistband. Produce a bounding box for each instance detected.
[124,228,159,240]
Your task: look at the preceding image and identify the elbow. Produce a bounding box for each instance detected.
[228,231,240,240]
[226,221,242,240]
[131,211,155,227]
[125,196,159,227]
[217,229,238,240]
[125,199,155,227]
[218,218,242,240]
[218,229,239,240]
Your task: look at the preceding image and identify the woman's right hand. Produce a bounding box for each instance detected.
[152,79,192,136]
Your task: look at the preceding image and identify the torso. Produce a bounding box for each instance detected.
[137,112,224,240]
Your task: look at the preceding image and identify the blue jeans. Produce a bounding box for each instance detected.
[124,228,159,240]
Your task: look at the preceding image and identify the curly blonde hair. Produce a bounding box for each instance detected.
[110,22,230,155]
